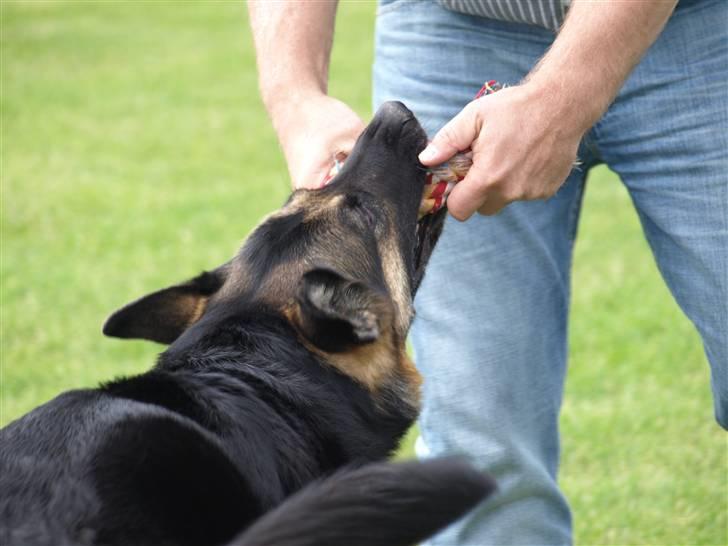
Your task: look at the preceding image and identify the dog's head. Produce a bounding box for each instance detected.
[104,102,445,397]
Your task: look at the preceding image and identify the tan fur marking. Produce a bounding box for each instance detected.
[301,194,344,222]
[183,295,208,328]
[262,196,302,221]
[262,192,343,224]
[282,304,394,391]
[218,259,252,299]
[378,229,412,335]
[320,337,396,392]
[283,304,421,408]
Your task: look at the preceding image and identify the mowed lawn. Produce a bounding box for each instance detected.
[1,2,725,544]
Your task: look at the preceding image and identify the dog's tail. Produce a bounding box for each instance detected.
[229,457,495,546]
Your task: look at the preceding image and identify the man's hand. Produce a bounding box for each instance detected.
[419,84,582,219]
[271,93,364,189]
[248,1,365,189]
[419,0,677,221]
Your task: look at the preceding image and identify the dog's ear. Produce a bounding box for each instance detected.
[292,268,391,353]
[103,265,229,344]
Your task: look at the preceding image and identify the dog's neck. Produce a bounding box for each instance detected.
[152,306,414,469]
[157,305,293,369]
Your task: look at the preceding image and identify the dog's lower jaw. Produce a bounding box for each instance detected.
[413,207,448,295]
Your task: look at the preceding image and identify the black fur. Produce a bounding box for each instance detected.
[1,102,495,546]
[1,311,416,546]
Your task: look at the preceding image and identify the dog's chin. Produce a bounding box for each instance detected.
[411,207,447,296]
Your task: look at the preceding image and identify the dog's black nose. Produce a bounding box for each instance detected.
[364,101,427,153]
[375,101,415,123]
[329,101,427,203]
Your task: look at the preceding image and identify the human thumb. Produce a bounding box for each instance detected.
[418,104,479,166]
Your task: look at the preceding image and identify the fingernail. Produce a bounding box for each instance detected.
[419,144,438,162]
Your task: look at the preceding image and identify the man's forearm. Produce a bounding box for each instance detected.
[247,1,364,190]
[248,1,338,120]
[526,0,678,133]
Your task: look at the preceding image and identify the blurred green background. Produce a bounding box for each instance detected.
[1,2,725,544]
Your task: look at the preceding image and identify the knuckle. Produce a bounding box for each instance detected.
[448,206,468,222]
[477,175,499,191]
[462,170,490,193]
[500,185,521,202]
[463,100,481,118]
[521,188,540,201]
[533,183,558,201]
[485,165,509,185]
[479,206,497,217]
[542,187,558,200]
[439,121,470,150]
[480,200,504,216]
[439,125,459,145]
[466,98,488,116]
[476,177,495,193]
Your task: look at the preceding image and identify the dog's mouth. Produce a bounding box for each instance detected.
[412,207,447,294]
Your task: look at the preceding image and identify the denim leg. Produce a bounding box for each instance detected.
[409,186,591,546]
[595,0,728,427]
[374,3,588,544]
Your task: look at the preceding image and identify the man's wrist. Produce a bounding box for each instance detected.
[264,86,326,144]
[262,80,324,117]
[519,77,598,140]
[522,0,677,138]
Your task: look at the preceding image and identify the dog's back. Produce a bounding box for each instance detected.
[2,390,105,545]
[1,388,263,546]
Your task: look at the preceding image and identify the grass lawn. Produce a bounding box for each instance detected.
[2,2,725,544]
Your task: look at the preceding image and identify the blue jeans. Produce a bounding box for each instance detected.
[373,1,728,544]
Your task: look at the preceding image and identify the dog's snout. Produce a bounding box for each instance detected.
[366,101,425,149]
[375,101,415,124]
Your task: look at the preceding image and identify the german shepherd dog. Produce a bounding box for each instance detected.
[0,102,495,546]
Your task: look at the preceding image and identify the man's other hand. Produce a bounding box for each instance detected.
[274,94,365,190]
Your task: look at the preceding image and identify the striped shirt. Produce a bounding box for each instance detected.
[438,0,570,31]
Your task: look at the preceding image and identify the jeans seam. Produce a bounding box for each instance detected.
[566,132,599,246]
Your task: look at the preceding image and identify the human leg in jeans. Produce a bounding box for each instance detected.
[595,0,727,426]
[374,3,585,544]
[374,1,727,545]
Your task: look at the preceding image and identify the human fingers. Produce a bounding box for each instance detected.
[418,102,480,167]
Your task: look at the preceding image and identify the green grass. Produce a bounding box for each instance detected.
[1,2,725,544]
